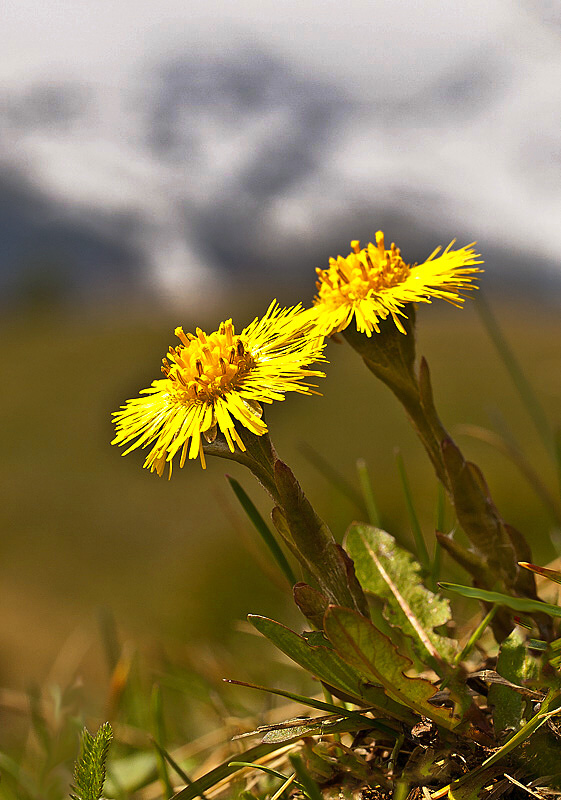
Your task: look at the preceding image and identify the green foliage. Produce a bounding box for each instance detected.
[440,581,561,618]
[69,723,113,800]
[289,753,323,800]
[489,628,539,737]
[5,274,561,798]
[323,606,461,730]
[345,523,456,664]
[248,614,415,723]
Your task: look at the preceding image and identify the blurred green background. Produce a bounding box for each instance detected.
[2,291,559,701]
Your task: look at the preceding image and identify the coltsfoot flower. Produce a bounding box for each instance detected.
[313,231,483,337]
[112,302,325,476]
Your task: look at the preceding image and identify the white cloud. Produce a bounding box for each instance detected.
[1,0,561,300]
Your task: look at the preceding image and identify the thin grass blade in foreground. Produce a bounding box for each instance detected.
[440,582,561,618]
[227,476,296,586]
[170,741,297,800]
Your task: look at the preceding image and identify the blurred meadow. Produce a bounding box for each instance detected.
[1,0,561,795]
[2,294,560,687]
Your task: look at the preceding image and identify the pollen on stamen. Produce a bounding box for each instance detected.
[312,231,483,338]
[175,327,190,347]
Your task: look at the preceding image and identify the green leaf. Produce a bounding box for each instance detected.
[439,582,561,617]
[260,715,377,743]
[346,524,457,665]
[489,629,539,737]
[70,722,113,800]
[248,615,414,723]
[289,753,323,800]
[324,606,461,730]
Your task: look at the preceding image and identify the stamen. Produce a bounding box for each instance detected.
[351,240,361,254]
[175,326,190,346]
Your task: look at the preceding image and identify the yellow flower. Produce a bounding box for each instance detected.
[112,302,325,476]
[313,231,483,337]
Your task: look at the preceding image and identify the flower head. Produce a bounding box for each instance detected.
[112,302,325,476]
[313,231,483,337]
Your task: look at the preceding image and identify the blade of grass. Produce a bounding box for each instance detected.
[150,684,174,799]
[456,423,561,525]
[322,684,341,742]
[299,441,366,516]
[475,292,554,458]
[439,582,561,618]
[171,741,297,799]
[431,484,445,590]
[228,762,292,783]
[270,772,297,800]
[227,476,296,587]
[356,458,381,526]
[151,739,207,800]
[289,753,323,800]
[431,688,561,799]
[454,606,498,667]
[395,450,430,572]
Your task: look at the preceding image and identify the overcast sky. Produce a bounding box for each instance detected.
[1,0,560,303]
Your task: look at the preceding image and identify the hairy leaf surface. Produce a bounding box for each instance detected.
[324,606,461,730]
[346,523,456,664]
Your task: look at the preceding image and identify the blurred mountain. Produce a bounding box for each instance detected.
[1,37,560,310]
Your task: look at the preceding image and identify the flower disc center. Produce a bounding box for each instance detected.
[315,232,410,308]
[162,321,254,403]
